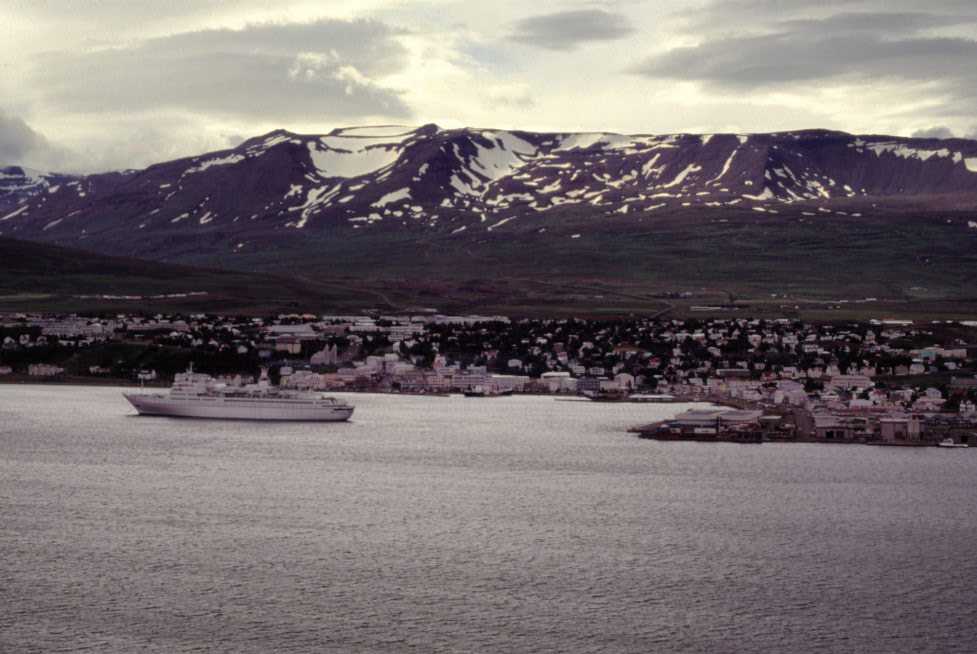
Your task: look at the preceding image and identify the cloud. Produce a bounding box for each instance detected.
[8,2,977,172]
[911,126,956,139]
[680,0,977,28]
[632,3,977,128]
[31,19,412,122]
[911,126,977,140]
[484,83,535,109]
[0,113,47,163]
[776,11,977,35]
[0,111,73,170]
[508,9,635,51]
[632,31,977,88]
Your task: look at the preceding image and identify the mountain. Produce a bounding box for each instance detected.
[2,125,977,314]
[0,237,382,314]
[0,165,78,206]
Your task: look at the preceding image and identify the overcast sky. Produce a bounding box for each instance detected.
[2,0,976,172]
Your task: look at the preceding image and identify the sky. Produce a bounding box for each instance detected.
[2,0,977,172]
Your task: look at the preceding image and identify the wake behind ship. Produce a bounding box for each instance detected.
[124,365,354,421]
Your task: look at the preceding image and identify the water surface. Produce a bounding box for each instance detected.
[2,385,976,653]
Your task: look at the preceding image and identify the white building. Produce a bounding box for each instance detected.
[28,363,64,377]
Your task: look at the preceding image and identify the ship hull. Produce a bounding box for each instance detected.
[124,393,354,422]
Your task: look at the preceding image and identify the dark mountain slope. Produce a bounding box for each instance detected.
[1,125,976,311]
[0,237,380,313]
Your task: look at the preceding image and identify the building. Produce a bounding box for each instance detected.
[576,377,602,395]
[643,408,764,441]
[273,336,304,355]
[540,371,575,393]
[795,411,871,441]
[28,363,65,377]
[878,416,922,444]
[825,374,874,391]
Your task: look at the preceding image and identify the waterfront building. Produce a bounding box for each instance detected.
[28,363,65,377]
[879,417,922,444]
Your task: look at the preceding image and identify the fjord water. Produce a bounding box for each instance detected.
[2,386,976,653]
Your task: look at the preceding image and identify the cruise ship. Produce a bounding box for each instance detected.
[124,366,354,421]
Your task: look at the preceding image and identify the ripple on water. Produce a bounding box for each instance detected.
[2,386,977,653]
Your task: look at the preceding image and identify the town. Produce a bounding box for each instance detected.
[3,311,977,446]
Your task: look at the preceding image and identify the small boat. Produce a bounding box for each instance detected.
[587,392,630,402]
[937,438,969,448]
[463,385,508,397]
[627,394,677,403]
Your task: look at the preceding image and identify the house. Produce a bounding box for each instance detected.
[28,363,64,377]
[490,374,530,393]
[310,345,339,366]
[541,371,576,393]
[264,323,319,337]
[878,416,922,444]
[576,377,602,395]
[826,374,873,391]
[656,408,763,438]
[950,377,977,393]
[717,368,751,380]
[614,373,636,390]
[795,411,869,441]
[274,336,303,355]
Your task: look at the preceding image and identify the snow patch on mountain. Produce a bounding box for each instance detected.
[308,132,413,179]
[335,125,419,138]
[0,166,45,185]
[468,131,538,185]
[375,188,411,207]
[661,164,701,188]
[292,184,342,228]
[641,153,664,178]
[285,184,303,199]
[708,148,739,185]
[1,205,29,221]
[450,174,478,196]
[866,142,951,161]
[184,154,245,175]
[556,133,629,151]
[743,187,774,201]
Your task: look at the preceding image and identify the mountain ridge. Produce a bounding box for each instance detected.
[3,123,976,252]
[2,124,976,311]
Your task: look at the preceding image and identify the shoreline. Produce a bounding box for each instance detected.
[4,379,968,449]
[0,374,163,388]
[0,375,718,403]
